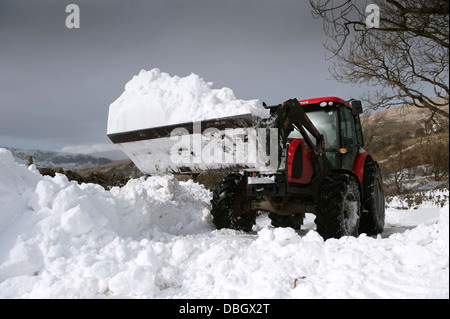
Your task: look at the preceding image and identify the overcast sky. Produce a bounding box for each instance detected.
[0,0,371,153]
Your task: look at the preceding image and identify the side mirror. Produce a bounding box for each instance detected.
[351,100,363,115]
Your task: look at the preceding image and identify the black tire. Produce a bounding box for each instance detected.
[315,173,361,240]
[210,173,256,232]
[269,213,304,230]
[359,162,385,235]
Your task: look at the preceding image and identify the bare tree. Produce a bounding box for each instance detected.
[360,108,388,153]
[310,0,449,119]
[382,138,407,194]
[419,115,449,181]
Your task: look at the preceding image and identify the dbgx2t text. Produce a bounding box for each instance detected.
[224,303,270,314]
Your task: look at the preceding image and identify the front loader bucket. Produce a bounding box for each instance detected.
[108,114,280,175]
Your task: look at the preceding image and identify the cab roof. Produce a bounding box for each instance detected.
[298,96,351,108]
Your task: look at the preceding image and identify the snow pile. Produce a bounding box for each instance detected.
[107,68,269,134]
[0,148,212,297]
[0,148,448,298]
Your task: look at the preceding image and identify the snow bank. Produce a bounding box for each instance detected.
[0,148,448,298]
[107,68,269,134]
[0,148,212,297]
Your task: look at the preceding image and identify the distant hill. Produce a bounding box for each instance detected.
[75,159,143,178]
[4,147,114,170]
[360,98,449,195]
[362,97,449,126]
[360,98,449,161]
[87,150,129,162]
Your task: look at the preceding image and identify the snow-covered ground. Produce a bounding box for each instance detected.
[0,148,448,299]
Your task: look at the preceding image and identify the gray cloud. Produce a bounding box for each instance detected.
[0,0,367,151]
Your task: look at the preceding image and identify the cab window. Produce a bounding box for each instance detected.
[288,109,337,150]
[288,108,338,168]
[339,107,358,169]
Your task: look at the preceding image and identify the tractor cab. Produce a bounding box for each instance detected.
[288,97,364,172]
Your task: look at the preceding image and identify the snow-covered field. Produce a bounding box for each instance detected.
[0,148,448,299]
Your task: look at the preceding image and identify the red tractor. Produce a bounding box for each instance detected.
[108,96,385,240]
[210,97,385,239]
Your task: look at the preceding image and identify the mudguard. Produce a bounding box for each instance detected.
[287,138,313,184]
[353,150,373,182]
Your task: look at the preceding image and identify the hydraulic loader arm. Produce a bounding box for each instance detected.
[262,98,325,157]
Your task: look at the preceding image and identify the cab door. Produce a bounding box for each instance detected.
[339,107,359,169]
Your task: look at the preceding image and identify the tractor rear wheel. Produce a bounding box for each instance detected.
[315,173,361,240]
[359,162,385,235]
[210,173,256,232]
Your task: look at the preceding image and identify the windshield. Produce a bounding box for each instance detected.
[288,108,337,150]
